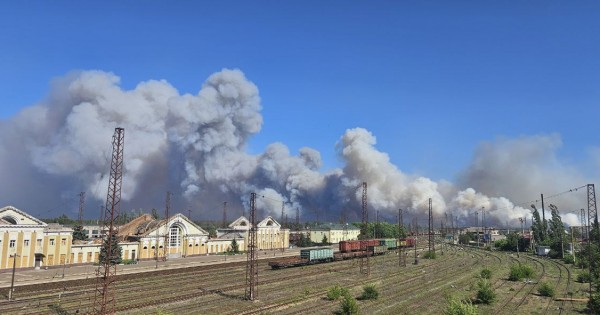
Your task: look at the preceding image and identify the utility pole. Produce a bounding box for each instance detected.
[359,182,370,276]
[222,201,228,228]
[481,206,485,246]
[245,192,258,300]
[8,253,18,300]
[163,191,171,261]
[78,192,85,226]
[475,210,480,248]
[586,184,598,299]
[571,226,576,266]
[428,198,434,255]
[295,208,300,231]
[94,127,124,315]
[398,208,405,267]
[413,216,418,265]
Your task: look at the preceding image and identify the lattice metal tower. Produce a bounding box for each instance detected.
[428,198,434,255]
[296,207,300,231]
[78,192,85,226]
[359,182,370,276]
[94,127,124,315]
[222,201,228,228]
[163,191,171,261]
[245,192,258,300]
[398,208,405,267]
[280,201,285,224]
[587,184,598,296]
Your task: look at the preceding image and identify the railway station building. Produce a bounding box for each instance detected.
[0,205,290,271]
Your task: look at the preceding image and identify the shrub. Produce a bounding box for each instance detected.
[589,292,600,314]
[480,268,492,279]
[537,282,555,297]
[476,280,496,304]
[443,297,478,315]
[327,285,350,301]
[337,294,359,315]
[563,253,574,264]
[423,251,437,259]
[121,259,137,265]
[359,284,379,300]
[577,271,592,283]
[508,264,534,281]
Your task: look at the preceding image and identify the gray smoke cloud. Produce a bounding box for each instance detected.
[0,69,596,227]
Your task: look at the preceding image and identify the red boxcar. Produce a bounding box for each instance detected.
[339,239,381,252]
[400,238,415,248]
[339,240,361,252]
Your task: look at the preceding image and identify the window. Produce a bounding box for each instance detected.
[50,239,55,246]
[61,238,67,245]
[24,239,30,246]
[9,240,15,248]
[169,226,181,247]
[37,239,42,247]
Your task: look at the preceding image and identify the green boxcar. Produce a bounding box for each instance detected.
[300,248,334,262]
[369,245,387,255]
[379,238,397,250]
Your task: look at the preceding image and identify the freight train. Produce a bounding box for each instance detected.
[268,238,415,269]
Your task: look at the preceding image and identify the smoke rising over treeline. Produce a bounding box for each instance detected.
[0,69,596,227]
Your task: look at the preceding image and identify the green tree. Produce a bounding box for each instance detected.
[322,234,329,245]
[230,238,239,253]
[444,297,478,315]
[298,233,313,247]
[99,234,122,265]
[547,204,565,258]
[476,279,496,304]
[531,205,547,244]
[72,225,87,242]
[459,232,476,245]
[151,208,159,219]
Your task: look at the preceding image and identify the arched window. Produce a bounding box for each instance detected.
[169,225,182,247]
[2,216,17,224]
[266,220,273,226]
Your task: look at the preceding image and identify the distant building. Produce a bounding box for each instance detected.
[308,223,360,244]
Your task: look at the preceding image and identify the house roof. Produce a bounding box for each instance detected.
[312,223,360,231]
[118,213,208,239]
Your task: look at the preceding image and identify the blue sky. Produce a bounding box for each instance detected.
[1,1,599,216]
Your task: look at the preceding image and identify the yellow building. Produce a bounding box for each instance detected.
[0,206,286,271]
[309,223,361,244]
[219,216,289,250]
[0,206,72,270]
[118,213,211,260]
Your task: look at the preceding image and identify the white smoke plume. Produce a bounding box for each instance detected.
[0,69,596,227]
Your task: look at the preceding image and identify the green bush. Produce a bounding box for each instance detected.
[480,268,492,279]
[423,251,437,259]
[337,294,359,315]
[443,297,478,315]
[577,271,592,283]
[563,253,574,264]
[327,285,350,301]
[508,264,534,281]
[121,259,137,265]
[537,282,555,297]
[476,280,496,304]
[359,284,379,300]
[588,292,600,314]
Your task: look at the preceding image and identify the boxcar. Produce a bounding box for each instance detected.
[369,245,387,256]
[300,248,334,263]
[339,240,361,252]
[399,238,416,248]
[379,238,397,250]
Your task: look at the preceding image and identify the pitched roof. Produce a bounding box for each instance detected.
[0,205,48,227]
[312,223,360,231]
